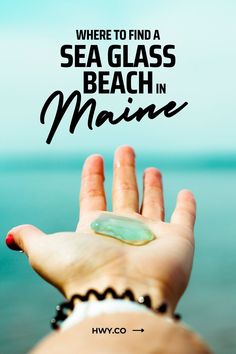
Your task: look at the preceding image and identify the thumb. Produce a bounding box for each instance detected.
[6,224,45,255]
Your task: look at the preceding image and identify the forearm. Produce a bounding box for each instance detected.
[31,311,212,354]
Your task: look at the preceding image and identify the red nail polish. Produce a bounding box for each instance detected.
[5,234,22,251]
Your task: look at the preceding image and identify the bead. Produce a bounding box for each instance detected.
[157,303,168,313]
[138,296,145,304]
[174,313,182,321]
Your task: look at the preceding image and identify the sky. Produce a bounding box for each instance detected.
[0,0,235,155]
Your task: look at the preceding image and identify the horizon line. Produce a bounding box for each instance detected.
[0,152,236,171]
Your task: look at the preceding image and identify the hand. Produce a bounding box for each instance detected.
[6,146,196,312]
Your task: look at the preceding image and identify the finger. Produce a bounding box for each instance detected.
[112,146,139,213]
[171,190,196,229]
[79,154,106,218]
[5,224,45,255]
[141,168,164,220]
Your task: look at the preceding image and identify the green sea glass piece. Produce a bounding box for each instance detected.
[91,214,155,245]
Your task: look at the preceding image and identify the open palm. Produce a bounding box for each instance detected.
[7,146,196,312]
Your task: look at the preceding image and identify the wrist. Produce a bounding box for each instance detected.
[51,288,180,330]
[63,275,175,315]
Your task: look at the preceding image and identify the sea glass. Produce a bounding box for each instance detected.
[91,214,155,245]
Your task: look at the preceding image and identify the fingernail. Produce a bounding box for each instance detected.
[5,234,22,251]
[115,146,135,167]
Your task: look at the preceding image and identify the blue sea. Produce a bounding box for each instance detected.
[0,154,236,354]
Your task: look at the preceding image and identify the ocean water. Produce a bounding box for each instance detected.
[0,154,236,354]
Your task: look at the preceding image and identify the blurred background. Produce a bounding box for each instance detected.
[0,0,236,353]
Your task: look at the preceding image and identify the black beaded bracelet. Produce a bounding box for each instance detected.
[51,287,181,330]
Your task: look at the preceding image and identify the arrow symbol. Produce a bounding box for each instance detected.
[132,328,144,332]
